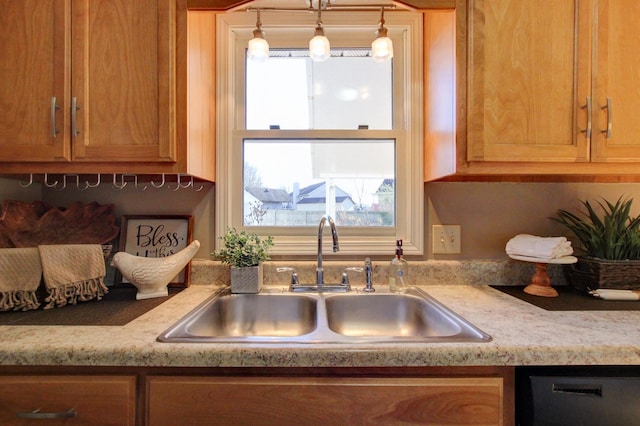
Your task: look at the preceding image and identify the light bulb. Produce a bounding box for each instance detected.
[309,31,330,62]
[371,35,393,62]
[309,1,329,62]
[371,9,393,62]
[247,11,269,62]
[248,33,269,62]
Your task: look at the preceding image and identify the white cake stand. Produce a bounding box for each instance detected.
[508,254,578,297]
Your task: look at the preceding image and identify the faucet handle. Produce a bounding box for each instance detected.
[363,257,375,292]
[341,267,363,290]
[276,267,299,289]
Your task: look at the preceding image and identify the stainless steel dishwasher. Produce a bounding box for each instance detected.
[516,366,640,426]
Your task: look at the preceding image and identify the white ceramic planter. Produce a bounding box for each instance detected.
[230,264,263,294]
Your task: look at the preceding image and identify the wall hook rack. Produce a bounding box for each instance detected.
[14,173,207,191]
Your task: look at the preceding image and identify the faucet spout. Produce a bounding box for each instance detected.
[317,215,339,285]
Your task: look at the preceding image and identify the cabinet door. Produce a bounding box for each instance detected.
[0,0,71,162]
[147,376,505,425]
[467,0,591,163]
[71,0,175,162]
[0,375,136,425]
[592,0,640,162]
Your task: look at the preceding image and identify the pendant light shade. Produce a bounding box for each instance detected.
[246,4,396,63]
[309,0,330,62]
[371,9,393,62]
[247,10,269,62]
[309,27,330,62]
[248,35,269,62]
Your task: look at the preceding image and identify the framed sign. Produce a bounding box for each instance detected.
[118,215,194,287]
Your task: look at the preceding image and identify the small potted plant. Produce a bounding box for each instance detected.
[212,227,274,293]
[551,196,640,291]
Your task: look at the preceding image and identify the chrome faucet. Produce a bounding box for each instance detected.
[316,215,339,285]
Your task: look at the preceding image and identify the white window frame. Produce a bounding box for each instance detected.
[215,11,424,257]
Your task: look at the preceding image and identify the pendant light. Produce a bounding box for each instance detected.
[371,8,393,62]
[309,0,330,62]
[247,10,269,62]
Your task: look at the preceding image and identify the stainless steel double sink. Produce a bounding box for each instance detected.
[157,287,492,344]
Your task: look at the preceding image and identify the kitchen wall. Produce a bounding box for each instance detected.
[427,182,640,259]
[2,177,639,261]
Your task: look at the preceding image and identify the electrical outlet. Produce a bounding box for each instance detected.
[432,225,461,254]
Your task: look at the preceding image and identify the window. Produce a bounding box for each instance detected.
[216,11,423,256]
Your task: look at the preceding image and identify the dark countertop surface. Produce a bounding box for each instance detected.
[0,286,181,326]
[492,285,640,311]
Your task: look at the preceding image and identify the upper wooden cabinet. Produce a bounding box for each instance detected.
[467,0,591,164]
[71,0,175,163]
[592,0,640,162]
[425,0,640,179]
[0,0,70,162]
[0,0,215,180]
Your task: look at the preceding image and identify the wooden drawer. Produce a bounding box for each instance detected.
[0,375,136,425]
[148,375,505,425]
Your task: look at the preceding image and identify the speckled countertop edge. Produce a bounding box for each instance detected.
[0,259,639,368]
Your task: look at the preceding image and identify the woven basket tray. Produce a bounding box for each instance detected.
[563,257,640,292]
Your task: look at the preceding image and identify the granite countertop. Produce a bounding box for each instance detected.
[1,277,639,368]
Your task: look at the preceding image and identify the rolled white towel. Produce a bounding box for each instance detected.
[505,234,573,259]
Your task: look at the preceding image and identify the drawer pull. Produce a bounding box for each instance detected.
[580,97,592,139]
[16,408,77,419]
[71,97,81,138]
[50,97,61,138]
[600,97,612,138]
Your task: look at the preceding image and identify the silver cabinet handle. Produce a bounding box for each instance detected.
[601,97,612,138]
[50,97,60,138]
[71,97,81,138]
[580,97,592,139]
[16,408,77,419]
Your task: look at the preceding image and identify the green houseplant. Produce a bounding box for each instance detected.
[212,227,274,293]
[551,196,640,290]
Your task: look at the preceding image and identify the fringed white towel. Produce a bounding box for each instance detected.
[39,244,108,309]
[0,248,42,311]
[505,234,574,260]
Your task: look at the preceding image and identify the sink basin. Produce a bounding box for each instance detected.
[157,287,491,344]
[325,293,462,338]
[159,291,318,342]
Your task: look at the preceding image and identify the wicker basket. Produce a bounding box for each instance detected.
[563,257,640,292]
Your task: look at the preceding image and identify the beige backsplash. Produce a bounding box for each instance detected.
[190,258,567,288]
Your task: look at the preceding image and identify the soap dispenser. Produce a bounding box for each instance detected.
[388,239,408,293]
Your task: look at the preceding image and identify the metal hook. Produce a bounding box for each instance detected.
[133,175,148,191]
[150,174,166,188]
[43,173,59,188]
[53,175,68,191]
[62,174,82,190]
[112,174,127,190]
[19,174,34,188]
[113,174,147,190]
[84,174,101,189]
[194,179,205,192]
[169,174,192,191]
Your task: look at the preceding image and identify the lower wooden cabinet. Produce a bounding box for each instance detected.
[0,367,513,425]
[0,375,136,425]
[147,375,507,425]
